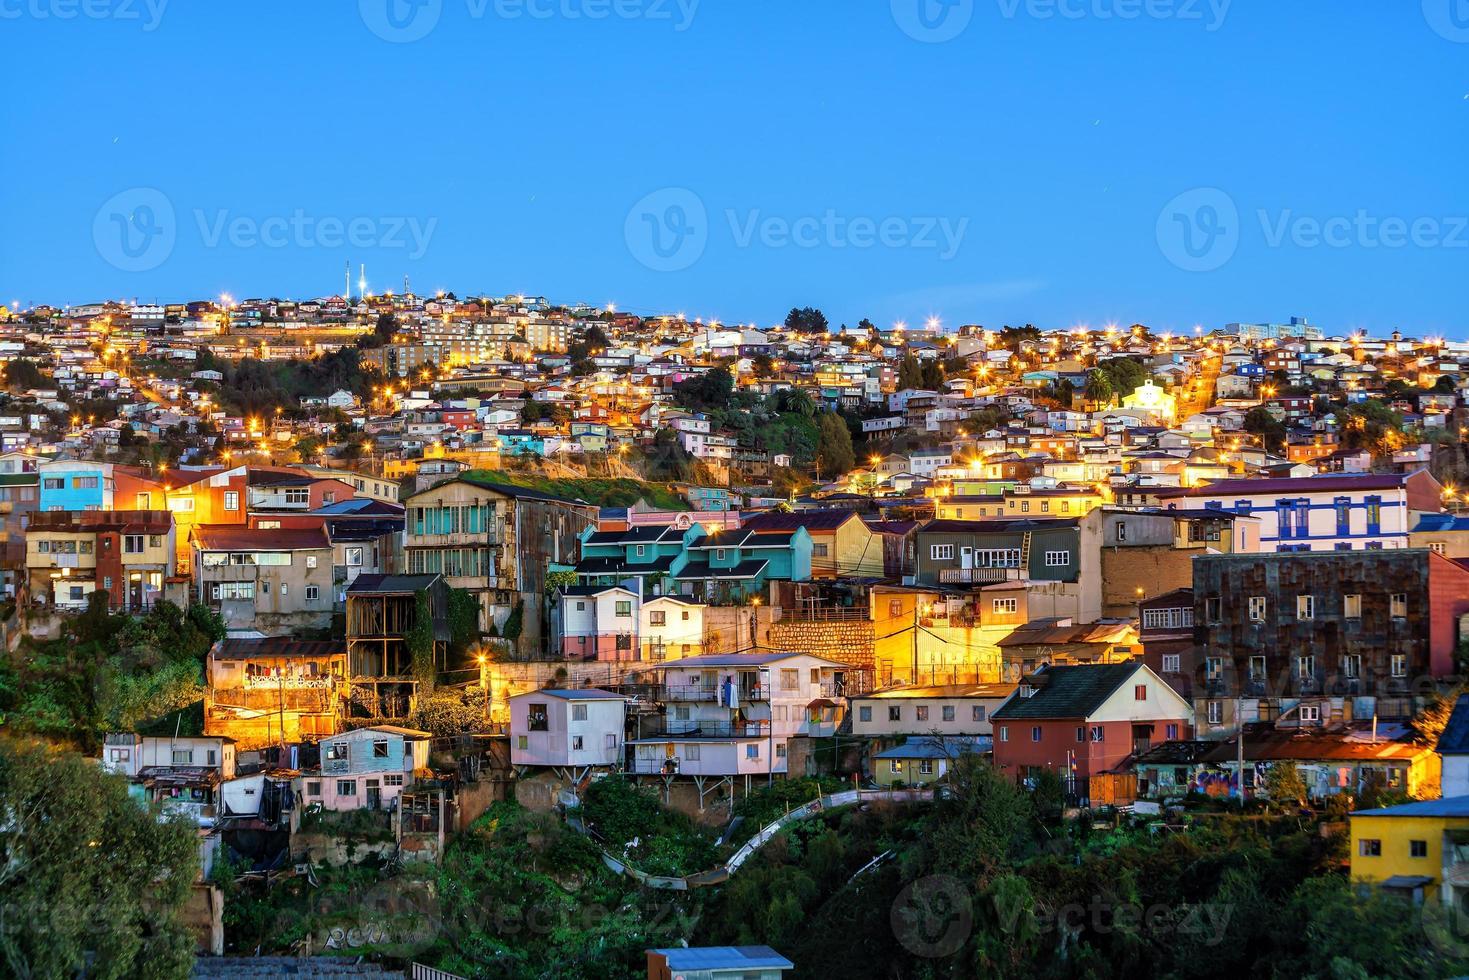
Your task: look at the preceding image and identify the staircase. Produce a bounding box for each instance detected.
[1020,531,1033,570]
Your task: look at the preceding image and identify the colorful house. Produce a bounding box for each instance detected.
[872,736,989,788]
[1350,797,1469,905]
[574,522,705,596]
[742,510,883,579]
[676,526,812,601]
[303,724,432,812]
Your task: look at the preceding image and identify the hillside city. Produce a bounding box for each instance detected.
[9,294,1469,978]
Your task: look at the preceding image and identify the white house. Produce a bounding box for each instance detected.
[556,585,640,661]
[640,595,704,661]
[302,725,431,812]
[626,652,852,785]
[849,683,1016,741]
[509,689,627,772]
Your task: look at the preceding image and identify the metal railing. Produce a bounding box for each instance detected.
[646,720,770,739]
[937,567,1021,585]
[660,684,770,702]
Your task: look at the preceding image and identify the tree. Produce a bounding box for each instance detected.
[920,359,944,391]
[1098,357,1149,398]
[1263,761,1308,807]
[897,354,924,391]
[0,737,198,979]
[815,412,855,478]
[1084,368,1114,406]
[784,307,829,334]
[673,366,734,411]
[1243,405,1288,453]
[3,358,45,391]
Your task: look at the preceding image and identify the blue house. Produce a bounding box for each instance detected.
[574,523,706,596]
[676,526,812,601]
[681,485,736,512]
[495,430,546,457]
[38,460,111,512]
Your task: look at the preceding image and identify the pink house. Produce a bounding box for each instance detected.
[299,724,431,812]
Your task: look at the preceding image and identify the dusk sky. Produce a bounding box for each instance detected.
[5,0,1468,335]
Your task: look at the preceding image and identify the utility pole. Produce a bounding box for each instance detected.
[1236,692,1246,805]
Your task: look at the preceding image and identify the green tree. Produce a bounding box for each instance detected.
[1244,405,1288,453]
[815,412,855,477]
[1263,761,1308,806]
[896,354,924,391]
[0,737,198,979]
[784,307,829,334]
[1099,357,1149,398]
[1084,368,1114,406]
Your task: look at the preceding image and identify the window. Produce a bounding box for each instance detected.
[346,546,364,567]
[1359,839,1381,857]
[1344,594,1362,619]
[715,549,726,561]
[1334,496,1351,535]
[135,492,151,509]
[527,704,548,732]
[649,611,666,626]
[889,599,903,618]
[812,543,829,557]
[781,669,798,691]
[1391,654,1407,678]
[1205,597,1222,623]
[42,478,62,490]
[572,704,588,721]
[635,545,645,557]
[890,759,903,774]
[775,742,787,759]
[306,781,321,797]
[517,735,528,750]
[1166,723,1179,739]
[1297,595,1315,620]
[859,706,872,722]
[305,586,319,601]
[371,740,389,758]
[336,780,357,797]
[931,544,954,561]
[1391,593,1407,618]
[745,744,760,759]
[615,601,632,617]
[1205,657,1223,680]
[325,742,347,761]
[1076,726,1086,742]
[919,759,934,775]
[1207,701,1223,725]
[73,476,98,489]
[280,583,289,597]
[993,598,1018,615]
[605,733,616,749]
[1143,608,1194,630]
[305,556,317,569]
[172,749,192,765]
[224,491,239,511]
[384,774,403,786]
[123,535,144,554]
[1044,551,1069,567]
[1134,685,1147,701]
[1248,596,1266,622]
[942,705,955,722]
[1297,656,1315,680]
[972,705,986,722]
[571,735,584,751]
[999,726,1008,742]
[1031,726,1042,742]
[1299,705,1320,723]
[1089,726,1105,742]
[1249,655,1267,680]
[915,705,929,722]
[285,488,309,506]
[1342,654,1361,679]
[1411,840,1428,858]
[1162,654,1181,673]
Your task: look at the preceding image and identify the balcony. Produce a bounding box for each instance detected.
[647,719,770,739]
[660,683,770,703]
[938,567,1022,585]
[211,687,335,712]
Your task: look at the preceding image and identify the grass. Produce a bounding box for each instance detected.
[462,469,689,510]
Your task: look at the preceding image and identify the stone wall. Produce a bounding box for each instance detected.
[766,617,875,671]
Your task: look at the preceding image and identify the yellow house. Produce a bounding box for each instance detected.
[1350,797,1469,905]
[743,510,885,580]
[1000,487,1106,519]
[872,736,987,788]
[1120,380,1177,425]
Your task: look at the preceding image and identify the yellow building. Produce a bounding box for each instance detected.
[1120,380,1177,425]
[1350,797,1469,905]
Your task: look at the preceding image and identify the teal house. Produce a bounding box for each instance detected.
[574,523,706,596]
[676,526,812,601]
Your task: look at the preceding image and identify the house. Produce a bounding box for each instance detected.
[1410,514,1469,559]
[849,683,1015,742]
[553,585,640,660]
[101,733,237,826]
[626,652,853,787]
[204,637,346,748]
[646,946,793,980]
[303,724,432,812]
[990,662,1193,802]
[1087,507,1258,618]
[1197,727,1439,802]
[677,526,813,602]
[26,510,175,612]
[1350,796,1469,906]
[742,510,883,580]
[192,525,335,633]
[345,573,451,720]
[1153,470,1442,552]
[574,522,704,596]
[509,689,627,772]
[1190,549,1469,733]
[996,618,1140,682]
[1131,740,1216,799]
[911,519,1101,623]
[1439,694,1469,798]
[1137,588,1195,697]
[872,736,988,788]
[404,476,598,646]
[641,594,705,661]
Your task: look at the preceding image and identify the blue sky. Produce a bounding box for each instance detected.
[4,0,1468,335]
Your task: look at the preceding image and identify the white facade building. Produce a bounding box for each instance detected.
[509,689,627,769]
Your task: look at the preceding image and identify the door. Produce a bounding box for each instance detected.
[366,779,381,810]
[960,547,974,570]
